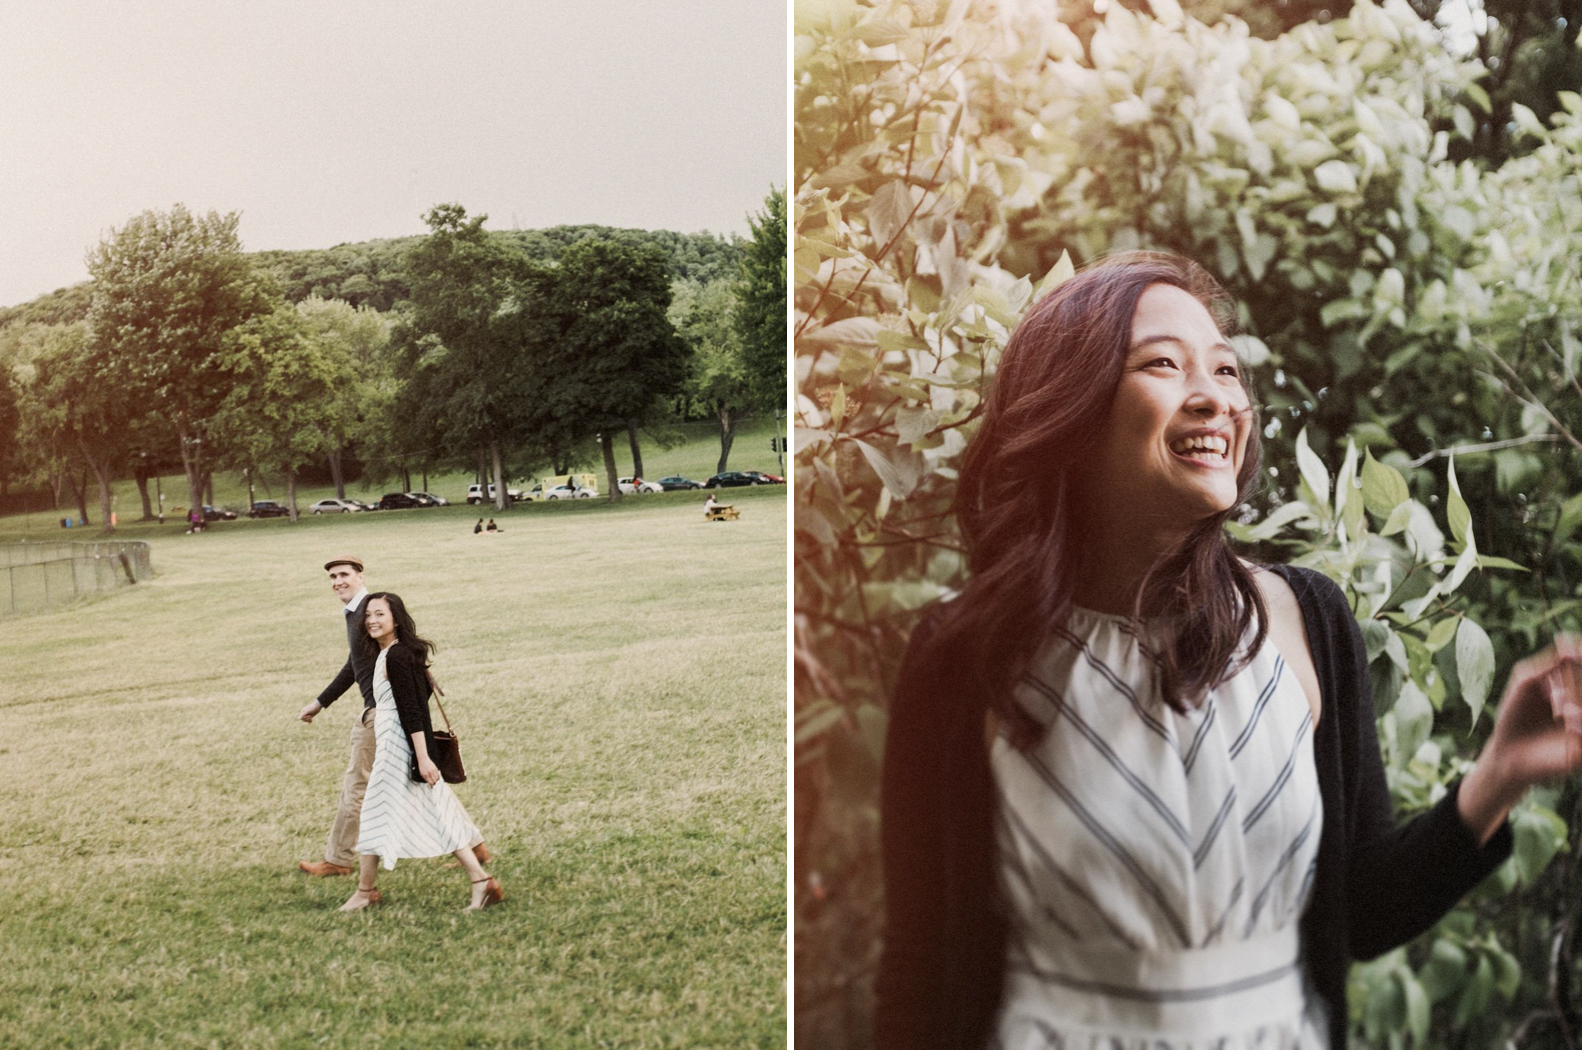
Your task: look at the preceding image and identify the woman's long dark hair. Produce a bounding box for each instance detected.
[359,592,438,666]
[938,251,1266,746]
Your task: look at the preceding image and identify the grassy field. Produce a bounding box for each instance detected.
[0,487,787,1048]
[0,417,784,531]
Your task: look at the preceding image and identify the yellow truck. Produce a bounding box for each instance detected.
[524,473,599,501]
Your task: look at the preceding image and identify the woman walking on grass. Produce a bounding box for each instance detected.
[338,592,502,912]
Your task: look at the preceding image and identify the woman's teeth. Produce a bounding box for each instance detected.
[1169,435,1228,457]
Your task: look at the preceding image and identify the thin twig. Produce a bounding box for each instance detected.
[1407,434,1560,467]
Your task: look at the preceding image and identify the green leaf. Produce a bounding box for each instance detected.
[1402,972,1431,1045]
[1452,104,1475,141]
[1361,448,1410,517]
[1034,250,1074,301]
[1395,679,1433,762]
[1466,82,1492,114]
[1380,502,1413,536]
[1452,955,1494,1027]
[1512,806,1566,884]
[1420,938,1469,1003]
[1295,427,1330,510]
[1489,944,1521,1000]
[1446,456,1472,548]
[1424,613,1461,654]
[1361,618,1391,662]
[1455,618,1495,730]
[1554,490,1582,547]
[1474,555,1527,572]
[795,700,844,746]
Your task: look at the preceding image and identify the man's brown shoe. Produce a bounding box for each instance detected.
[299,860,353,877]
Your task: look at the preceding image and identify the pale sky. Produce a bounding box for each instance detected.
[0,1,787,308]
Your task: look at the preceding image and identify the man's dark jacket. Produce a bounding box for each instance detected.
[316,596,376,710]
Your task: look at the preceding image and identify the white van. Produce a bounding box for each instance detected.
[466,483,522,504]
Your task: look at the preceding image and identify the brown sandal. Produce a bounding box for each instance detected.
[468,876,503,910]
[338,886,382,912]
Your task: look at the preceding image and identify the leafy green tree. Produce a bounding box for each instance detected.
[396,204,539,512]
[295,296,392,498]
[536,239,689,500]
[12,322,129,529]
[736,186,787,413]
[84,205,274,520]
[673,278,753,472]
[211,306,350,522]
[0,363,21,503]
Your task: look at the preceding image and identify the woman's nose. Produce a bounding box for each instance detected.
[1183,374,1231,418]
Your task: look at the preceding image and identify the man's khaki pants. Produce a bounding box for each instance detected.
[324,706,376,867]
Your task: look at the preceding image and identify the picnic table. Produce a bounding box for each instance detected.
[705,504,740,522]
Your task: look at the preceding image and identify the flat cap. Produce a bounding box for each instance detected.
[323,555,365,572]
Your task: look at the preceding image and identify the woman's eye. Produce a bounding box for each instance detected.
[1218,365,1240,377]
[1143,357,1176,369]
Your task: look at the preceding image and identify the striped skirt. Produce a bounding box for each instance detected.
[355,681,481,871]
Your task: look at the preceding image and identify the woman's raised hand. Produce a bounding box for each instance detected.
[1459,635,1582,843]
[1488,635,1582,786]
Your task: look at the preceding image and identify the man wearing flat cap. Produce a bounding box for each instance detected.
[296,555,378,876]
[297,555,489,876]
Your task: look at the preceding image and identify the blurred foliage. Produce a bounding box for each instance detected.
[793,1,1582,1046]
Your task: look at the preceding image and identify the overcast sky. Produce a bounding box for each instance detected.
[0,1,786,308]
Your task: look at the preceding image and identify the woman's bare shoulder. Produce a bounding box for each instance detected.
[1244,561,1323,727]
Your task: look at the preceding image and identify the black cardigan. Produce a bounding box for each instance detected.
[380,642,437,745]
[875,564,1514,1050]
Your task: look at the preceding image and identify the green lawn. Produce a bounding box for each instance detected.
[0,488,787,1048]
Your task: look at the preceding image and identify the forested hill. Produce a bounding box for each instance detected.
[0,224,745,327]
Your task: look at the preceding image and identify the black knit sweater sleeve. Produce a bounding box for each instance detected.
[317,656,355,708]
[875,608,1006,1050]
[875,611,951,1048]
[383,644,435,743]
[1277,565,1513,959]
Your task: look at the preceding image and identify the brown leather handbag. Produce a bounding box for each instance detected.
[410,692,467,785]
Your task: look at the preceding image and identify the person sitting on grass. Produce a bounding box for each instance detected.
[473,518,483,535]
[486,519,500,533]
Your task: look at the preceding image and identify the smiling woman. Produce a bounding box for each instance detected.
[873,252,1582,1050]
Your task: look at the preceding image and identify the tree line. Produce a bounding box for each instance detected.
[0,188,786,526]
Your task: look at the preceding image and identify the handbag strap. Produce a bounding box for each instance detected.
[430,690,455,735]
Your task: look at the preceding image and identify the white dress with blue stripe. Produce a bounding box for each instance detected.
[355,644,481,871]
[992,607,1327,1049]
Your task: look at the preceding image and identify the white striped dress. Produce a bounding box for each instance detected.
[355,644,482,871]
[992,607,1326,1049]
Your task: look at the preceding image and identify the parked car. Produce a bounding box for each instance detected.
[378,492,424,510]
[544,485,592,500]
[743,471,784,484]
[408,492,448,506]
[467,483,523,504]
[618,476,663,495]
[703,472,762,489]
[308,499,362,515]
[656,475,702,491]
[247,501,290,519]
[202,504,237,521]
[350,499,379,511]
